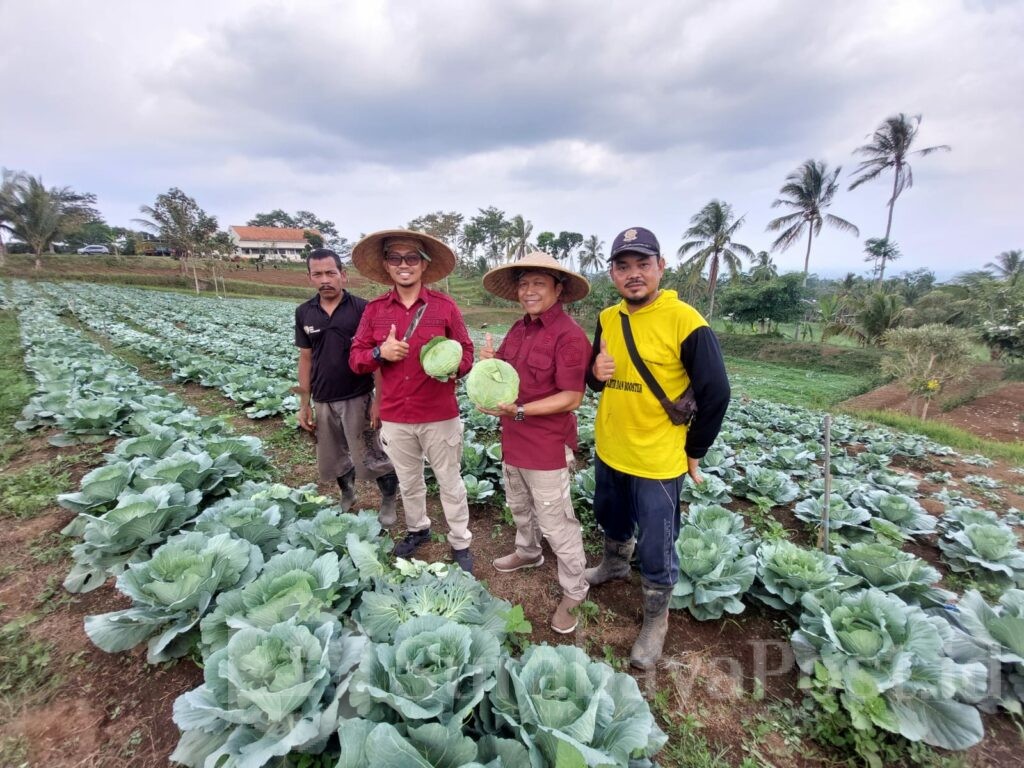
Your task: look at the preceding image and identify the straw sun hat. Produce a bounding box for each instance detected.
[482,252,590,304]
[351,229,457,285]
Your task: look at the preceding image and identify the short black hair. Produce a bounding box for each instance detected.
[306,249,344,271]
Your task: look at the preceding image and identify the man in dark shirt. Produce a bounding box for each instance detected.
[478,252,591,633]
[295,248,398,522]
[349,230,475,572]
[586,227,731,670]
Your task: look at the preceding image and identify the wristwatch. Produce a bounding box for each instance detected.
[514,405,526,422]
[371,346,382,362]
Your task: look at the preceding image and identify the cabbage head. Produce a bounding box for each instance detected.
[420,337,463,381]
[349,614,501,726]
[791,588,987,751]
[171,619,365,768]
[672,527,756,620]
[199,548,360,658]
[749,540,858,612]
[837,542,952,608]
[466,359,520,410]
[939,522,1024,588]
[483,643,667,767]
[943,589,1024,714]
[335,719,530,768]
[84,531,263,662]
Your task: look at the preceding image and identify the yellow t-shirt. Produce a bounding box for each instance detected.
[595,289,707,479]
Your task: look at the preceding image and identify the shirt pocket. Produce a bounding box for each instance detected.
[526,347,555,379]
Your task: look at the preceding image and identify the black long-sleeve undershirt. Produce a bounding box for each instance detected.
[586,320,730,459]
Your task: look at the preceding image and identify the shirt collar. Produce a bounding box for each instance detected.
[385,286,428,307]
[524,301,565,327]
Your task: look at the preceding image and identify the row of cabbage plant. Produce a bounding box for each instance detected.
[10,281,668,768]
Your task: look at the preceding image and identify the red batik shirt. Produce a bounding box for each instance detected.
[496,302,588,470]
[350,287,473,423]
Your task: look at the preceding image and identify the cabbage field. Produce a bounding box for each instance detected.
[2,279,1024,768]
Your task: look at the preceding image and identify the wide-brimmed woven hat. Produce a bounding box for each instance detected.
[482,251,590,303]
[351,229,457,285]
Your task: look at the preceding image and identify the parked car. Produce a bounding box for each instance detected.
[77,244,110,254]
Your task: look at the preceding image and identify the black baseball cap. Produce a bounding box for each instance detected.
[609,227,660,260]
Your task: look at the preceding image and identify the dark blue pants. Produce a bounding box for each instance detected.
[593,455,684,587]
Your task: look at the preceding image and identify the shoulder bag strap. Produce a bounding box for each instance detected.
[618,312,669,402]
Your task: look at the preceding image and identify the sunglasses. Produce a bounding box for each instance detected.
[384,249,431,267]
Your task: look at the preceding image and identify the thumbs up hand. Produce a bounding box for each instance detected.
[480,332,496,360]
[380,323,410,361]
[592,337,615,382]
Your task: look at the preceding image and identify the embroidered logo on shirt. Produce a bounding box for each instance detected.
[304,325,321,335]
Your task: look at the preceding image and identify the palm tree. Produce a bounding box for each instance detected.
[766,160,859,286]
[0,171,97,269]
[863,237,900,286]
[985,249,1023,287]
[578,235,605,274]
[135,188,218,290]
[503,214,533,261]
[848,113,950,243]
[749,250,777,282]
[677,199,754,318]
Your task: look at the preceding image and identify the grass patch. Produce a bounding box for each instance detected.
[650,691,741,768]
[727,358,875,409]
[718,333,886,376]
[0,310,33,464]
[841,409,1024,464]
[0,459,74,520]
[0,616,57,707]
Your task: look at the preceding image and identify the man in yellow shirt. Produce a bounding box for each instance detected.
[585,226,730,670]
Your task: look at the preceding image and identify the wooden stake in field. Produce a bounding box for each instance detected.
[819,414,832,553]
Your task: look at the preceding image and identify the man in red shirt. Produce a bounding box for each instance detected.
[349,230,475,572]
[479,252,591,633]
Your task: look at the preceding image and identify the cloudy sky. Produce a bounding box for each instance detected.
[2,0,1021,278]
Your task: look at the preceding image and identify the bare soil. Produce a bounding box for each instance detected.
[842,363,1024,444]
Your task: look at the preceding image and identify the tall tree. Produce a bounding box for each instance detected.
[766,160,859,286]
[554,231,584,270]
[0,170,98,268]
[985,249,1023,287]
[848,113,950,242]
[749,250,778,282]
[504,214,534,261]
[467,206,510,267]
[677,199,755,318]
[407,211,464,245]
[863,237,900,285]
[579,235,605,274]
[135,188,218,289]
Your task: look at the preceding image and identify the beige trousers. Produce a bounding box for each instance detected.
[502,460,589,601]
[379,417,472,550]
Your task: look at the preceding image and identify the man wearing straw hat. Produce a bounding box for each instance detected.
[479,252,591,633]
[349,230,475,572]
[586,226,730,670]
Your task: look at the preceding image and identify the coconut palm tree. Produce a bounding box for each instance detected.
[0,171,97,269]
[985,249,1023,287]
[749,250,777,282]
[848,113,950,243]
[766,160,859,286]
[504,214,533,261]
[578,235,605,274]
[135,188,218,290]
[677,199,755,318]
[863,237,900,286]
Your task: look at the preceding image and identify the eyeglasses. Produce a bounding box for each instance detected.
[384,250,430,267]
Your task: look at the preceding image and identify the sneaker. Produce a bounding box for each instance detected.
[394,528,431,557]
[551,596,582,634]
[452,548,473,573]
[492,552,544,573]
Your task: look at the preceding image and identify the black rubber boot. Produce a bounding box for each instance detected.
[337,468,356,512]
[376,472,399,526]
[584,537,635,585]
[630,580,672,671]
